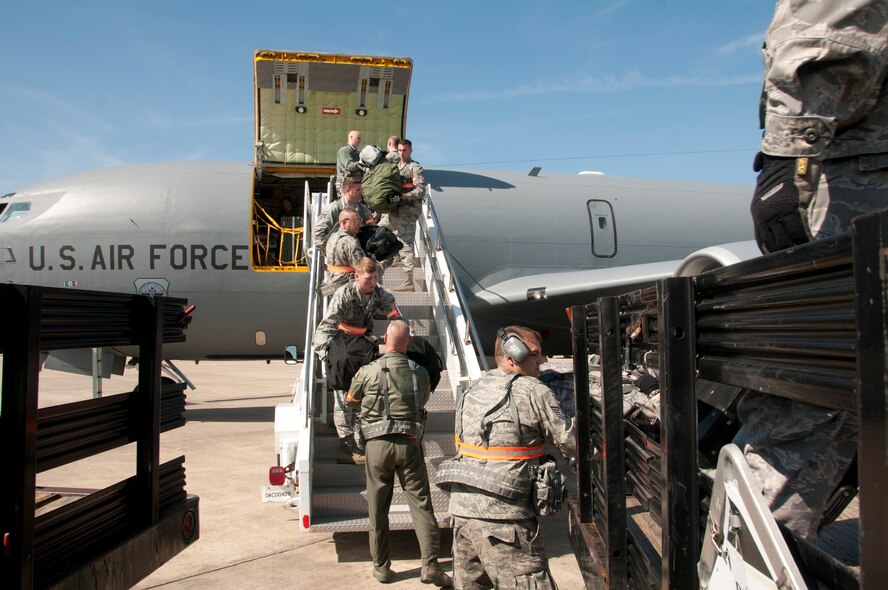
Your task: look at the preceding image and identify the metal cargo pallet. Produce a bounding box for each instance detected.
[568,209,888,589]
[1,285,199,589]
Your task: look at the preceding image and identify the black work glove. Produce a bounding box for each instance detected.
[750,152,810,254]
[386,193,401,204]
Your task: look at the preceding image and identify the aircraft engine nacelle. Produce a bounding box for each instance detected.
[673,240,761,277]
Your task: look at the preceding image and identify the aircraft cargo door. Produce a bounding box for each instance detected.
[587,199,616,258]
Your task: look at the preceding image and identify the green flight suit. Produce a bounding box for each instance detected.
[349,352,440,569]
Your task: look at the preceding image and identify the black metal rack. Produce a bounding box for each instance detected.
[568,209,888,589]
[1,285,199,589]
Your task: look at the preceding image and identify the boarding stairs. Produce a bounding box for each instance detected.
[275,179,486,533]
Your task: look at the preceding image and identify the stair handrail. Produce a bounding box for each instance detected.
[421,193,489,376]
[297,180,332,422]
[289,179,334,532]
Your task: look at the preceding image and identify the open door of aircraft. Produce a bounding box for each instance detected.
[250,50,413,270]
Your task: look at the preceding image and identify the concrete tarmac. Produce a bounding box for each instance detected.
[35,360,585,589]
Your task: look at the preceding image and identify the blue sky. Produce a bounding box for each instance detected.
[0,1,775,194]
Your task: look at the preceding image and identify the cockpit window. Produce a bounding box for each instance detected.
[0,202,31,223]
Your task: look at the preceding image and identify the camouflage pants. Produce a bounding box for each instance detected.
[733,392,857,541]
[734,153,888,541]
[365,435,440,568]
[803,153,888,239]
[452,516,556,590]
[379,202,421,273]
[333,389,361,449]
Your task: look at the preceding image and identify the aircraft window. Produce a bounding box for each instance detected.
[587,200,617,258]
[0,202,30,223]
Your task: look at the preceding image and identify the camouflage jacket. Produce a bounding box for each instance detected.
[385,150,400,164]
[349,352,431,425]
[312,282,399,352]
[322,229,365,296]
[311,200,373,250]
[445,369,576,520]
[336,144,362,184]
[761,0,888,159]
[398,159,426,204]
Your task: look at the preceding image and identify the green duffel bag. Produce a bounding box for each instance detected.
[362,162,403,213]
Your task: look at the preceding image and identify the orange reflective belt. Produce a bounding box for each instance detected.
[454,433,546,461]
[327,264,354,274]
[337,322,367,335]
[386,306,400,319]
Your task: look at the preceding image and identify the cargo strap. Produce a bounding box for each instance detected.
[361,358,425,440]
[327,264,354,273]
[455,375,545,461]
[338,322,367,335]
[386,306,400,319]
[454,434,545,461]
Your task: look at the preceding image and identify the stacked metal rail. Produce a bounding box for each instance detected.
[1,285,198,589]
[568,209,888,589]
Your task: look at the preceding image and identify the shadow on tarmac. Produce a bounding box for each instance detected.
[184,406,275,422]
[332,529,454,563]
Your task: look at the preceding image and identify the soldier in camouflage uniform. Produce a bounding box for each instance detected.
[335,130,363,197]
[312,258,401,463]
[435,326,576,589]
[379,139,425,291]
[321,209,366,297]
[740,0,888,541]
[312,178,373,252]
[346,320,452,587]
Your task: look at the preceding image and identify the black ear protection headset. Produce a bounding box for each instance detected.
[497,327,530,363]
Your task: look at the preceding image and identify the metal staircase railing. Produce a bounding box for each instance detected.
[417,192,488,396]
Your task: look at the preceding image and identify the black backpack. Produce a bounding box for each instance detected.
[357,224,403,262]
[326,331,380,390]
[406,336,443,391]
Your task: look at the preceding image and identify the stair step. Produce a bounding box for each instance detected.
[311,483,452,519]
[313,453,451,487]
[375,318,434,337]
[313,432,456,460]
[310,511,452,533]
[381,268,427,290]
[389,290,434,314]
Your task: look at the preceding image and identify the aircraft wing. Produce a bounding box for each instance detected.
[473,260,680,306]
[472,241,760,306]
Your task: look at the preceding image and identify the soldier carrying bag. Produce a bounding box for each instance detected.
[361,162,403,213]
[326,331,380,390]
[360,357,427,440]
[357,224,403,262]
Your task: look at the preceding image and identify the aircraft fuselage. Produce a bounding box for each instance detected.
[0,161,753,359]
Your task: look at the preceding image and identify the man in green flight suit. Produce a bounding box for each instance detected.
[347,320,452,587]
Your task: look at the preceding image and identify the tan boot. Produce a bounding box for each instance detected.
[421,564,452,587]
[336,439,366,464]
[373,562,395,583]
[390,270,415,292]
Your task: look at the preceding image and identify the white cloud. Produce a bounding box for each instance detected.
[716,33,765,55]
[3,85,115,133]
[592,0,631,21]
